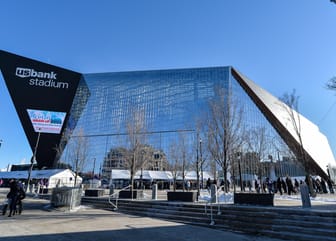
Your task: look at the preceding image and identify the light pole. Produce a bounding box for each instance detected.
[200,138,203,189]
[26,131,41,192]
[91,158,96,188]
[0,139,3,149]
[140,167,143,190]
[238,151,243,192]
[196,135,200,201]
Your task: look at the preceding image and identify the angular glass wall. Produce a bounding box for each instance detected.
[59,66,299,187]
[60,67,231,177]
[229,70,302,187]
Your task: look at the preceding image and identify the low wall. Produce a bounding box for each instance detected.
[167,191,197,202]
[85,189,105,197]
[119,190,144,199]
[234,193,274,206]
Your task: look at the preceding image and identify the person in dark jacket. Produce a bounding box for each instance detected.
[276,177,283,195]
[327,178,334,194]
[7,179,19,217]
[16,181,26,214]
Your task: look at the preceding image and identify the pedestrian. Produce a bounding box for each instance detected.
[7,179,19,217]
[206,178,211,190]
[281,178,287,194]
[321,179,328,194]
[186,180,191,191]
[294,179,300,193]
[266,177,273,194]
[254,179,260,193]
[16,181,26,214]
[247,180,252,192]
[327,178,334,194]
[276,177,283,195]
[285,176,294,195]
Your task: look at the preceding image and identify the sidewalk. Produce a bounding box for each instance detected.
[0,190,286,241]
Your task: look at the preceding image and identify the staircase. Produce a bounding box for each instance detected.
[81,197,336,241]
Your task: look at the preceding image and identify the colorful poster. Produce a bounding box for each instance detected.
[27,109,66,134]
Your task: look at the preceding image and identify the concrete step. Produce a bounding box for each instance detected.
[81,197,336,241]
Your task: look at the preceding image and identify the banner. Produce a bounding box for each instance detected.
[27,109,66,134]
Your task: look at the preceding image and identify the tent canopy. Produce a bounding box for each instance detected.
[0,169,82,188]
[176,171,214,181]
[0,169,73,180]
[111,170,213,181]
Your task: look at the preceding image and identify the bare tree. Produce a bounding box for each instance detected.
[195,116,209,191]
[53,129,72,168]
[66,128,89,186]
[179,133,192,191]
[206,86,244,192]
[246,127,269,192]
[125,108,147,193]
[168,141,181,191]
[168,132,192,191]
[280,89,316,197]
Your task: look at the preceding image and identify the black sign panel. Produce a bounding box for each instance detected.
[0,50,83,168]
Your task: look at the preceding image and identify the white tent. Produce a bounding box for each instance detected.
[111,169,131,180]
[0,169,82,188]
[110,169,214,181]
[111,169,173,181]
[134,170,173,180]
[176,171,214,181]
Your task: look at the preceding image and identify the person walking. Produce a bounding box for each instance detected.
[285,176,294,195]
[7,179,19,217]
[276,177,283,195]
[206,178,211,190]
[327,178,334,194]
[254,179,260,193]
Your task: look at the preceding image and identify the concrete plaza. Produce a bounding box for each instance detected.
[0,189,290,241]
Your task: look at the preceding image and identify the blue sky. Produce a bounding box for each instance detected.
[0,1,336,170]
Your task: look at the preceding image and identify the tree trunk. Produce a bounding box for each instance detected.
[223,165,228,193]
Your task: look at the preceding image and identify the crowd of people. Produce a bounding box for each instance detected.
[253,176,335,195]
[201,175,335,196]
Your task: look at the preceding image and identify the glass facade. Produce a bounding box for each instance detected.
[2,49,332,182]
[60,66,295,180]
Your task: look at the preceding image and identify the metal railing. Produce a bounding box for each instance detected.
[204,185,227,225]
[108,185,132,210]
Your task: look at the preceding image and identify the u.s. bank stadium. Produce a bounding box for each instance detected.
[0,50,335,183]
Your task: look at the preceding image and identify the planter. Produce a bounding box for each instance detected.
[85,188,105,197]
[51,187,82,210]
[234,193,274,206]
[167,191,197,202]
[119,190,144,199]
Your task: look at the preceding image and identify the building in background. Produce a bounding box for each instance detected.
[0,50,335,183]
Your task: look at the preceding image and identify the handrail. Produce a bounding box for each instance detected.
[108,185,132,211]
[204,185,226,225]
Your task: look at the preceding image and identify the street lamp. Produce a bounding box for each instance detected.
[238,151,243,192]
[196,135,200,201]
[26,130,41,192]
[91,158,96,188]
[199,138,203,189]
